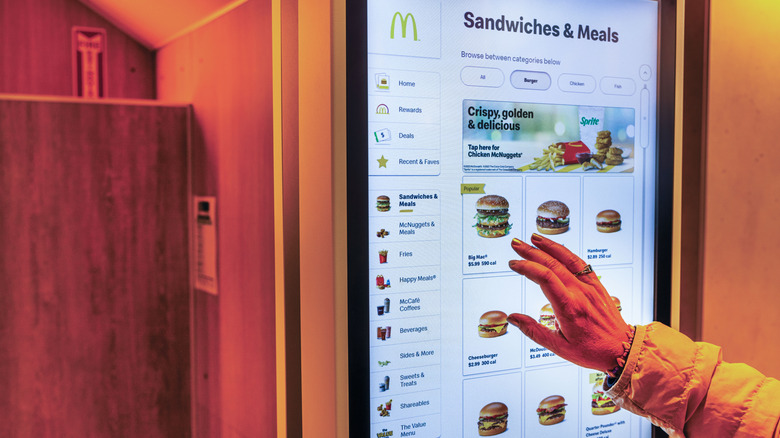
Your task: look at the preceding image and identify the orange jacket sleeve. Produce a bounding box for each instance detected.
[604,323,780,437]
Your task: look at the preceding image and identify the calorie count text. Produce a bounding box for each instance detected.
[467,253,496,267]
[467,358,497,368]
[529,351,556,359]
[587,253,612,260]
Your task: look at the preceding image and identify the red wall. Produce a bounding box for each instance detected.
[157,1,278,436]
[0,0,155,98]
[701,3,780,378]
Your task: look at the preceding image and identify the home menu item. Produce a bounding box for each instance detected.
[358,0,669,436]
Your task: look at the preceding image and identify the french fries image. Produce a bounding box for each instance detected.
[529,144,566,171]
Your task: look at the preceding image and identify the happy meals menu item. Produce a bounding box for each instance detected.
[463,100,635,173]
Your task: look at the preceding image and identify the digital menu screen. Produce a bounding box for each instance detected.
[358,1,665,437]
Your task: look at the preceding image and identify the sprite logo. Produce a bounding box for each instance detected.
[390,12,418,41]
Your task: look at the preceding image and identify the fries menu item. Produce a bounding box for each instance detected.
[474,195,512,238]
[537,395,567,425]
[536,201,570,235]
[478,402,509,436]
[478,310,509,338]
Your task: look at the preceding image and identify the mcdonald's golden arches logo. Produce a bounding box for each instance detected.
[390,12,418,41]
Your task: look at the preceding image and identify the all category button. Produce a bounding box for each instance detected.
[510,70,551,90]
[600,76,636,96]
[558,74,596,93]
[461,67,504,88]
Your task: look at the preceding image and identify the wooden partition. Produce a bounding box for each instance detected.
[0,97,191,437]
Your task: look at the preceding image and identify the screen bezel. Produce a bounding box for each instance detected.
[345,1,676,435]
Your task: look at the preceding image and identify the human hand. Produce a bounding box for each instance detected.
[507,234,633,373]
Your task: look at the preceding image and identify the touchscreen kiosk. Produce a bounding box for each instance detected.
[347,1,675,437]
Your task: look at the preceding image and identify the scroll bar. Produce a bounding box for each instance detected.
[640,85,650,148]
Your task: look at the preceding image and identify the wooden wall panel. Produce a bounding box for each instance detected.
[0,99,190,437]
[0,0,155,98]
[702,3,780,378]
[157,1,278,436]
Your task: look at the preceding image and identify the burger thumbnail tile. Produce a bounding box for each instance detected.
[537,395,566,425]
[478,311,508,338]
[474,195,511,238]
[478,402,508,436]
[539,303,556,330]
[536,201,570,235]
[596,209,621,233]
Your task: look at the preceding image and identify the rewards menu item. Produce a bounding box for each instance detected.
[474,195,511,238]
[478,310,509,338]
[539,303,556,330]
[536,201,570,235]
[592,378,620,415]
[596,209,622,233]
[376,195,391,212]
[477,402,508,436]
[537,395,567,425]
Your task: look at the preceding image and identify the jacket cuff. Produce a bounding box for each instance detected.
[604,323,645,399]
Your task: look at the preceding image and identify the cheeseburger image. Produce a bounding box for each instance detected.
[596,209,622,233]
[478,311,509,338]
[537,395,567,425]
[376,195,391,212]
[592,379,620,415]
[536,201,570,235]
[539,303,556,330]
[477,402,508,436]
[474,195,511,238]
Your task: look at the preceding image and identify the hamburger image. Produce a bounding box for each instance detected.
[539,303,556,330]
[537,395,567,425]
[477,402,508,436]
[474,195,511,238]
[536,201,570,235]
[478,311,509,338]
[596,209,621,233]
[592,379,620,415]
[376,195,391,212]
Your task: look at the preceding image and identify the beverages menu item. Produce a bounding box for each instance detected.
[366,1,659,436]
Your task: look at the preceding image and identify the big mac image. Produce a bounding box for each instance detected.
[477,402,508,436]
[474,195,511,238]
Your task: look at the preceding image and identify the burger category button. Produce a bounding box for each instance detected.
[510,70,552,91]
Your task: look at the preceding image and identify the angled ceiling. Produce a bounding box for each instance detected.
[78,0,247,49]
